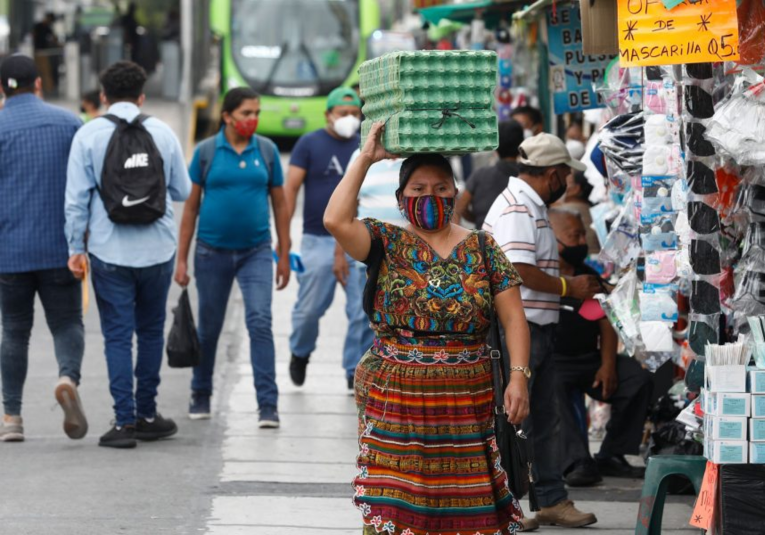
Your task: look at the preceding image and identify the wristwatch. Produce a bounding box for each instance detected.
[510,366,532,379]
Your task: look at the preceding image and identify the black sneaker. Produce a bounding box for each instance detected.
[595,454,646,479]
[258,406,280,429]
[189,392,211,420]
[135,413,178,441]
[564,460,603,487]
[347,375,354,396]
[99,424,137,449]
[289,354,309,386]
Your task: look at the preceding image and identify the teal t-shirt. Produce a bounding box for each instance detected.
[189,130,283,250]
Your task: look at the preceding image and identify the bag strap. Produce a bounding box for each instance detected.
[478,231,508,416]
[197,137,217,188]
[254,134,275,185]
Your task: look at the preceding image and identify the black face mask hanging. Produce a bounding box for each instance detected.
[690,239,721,275]
[687,161,718,195]
[686,123,717,157]
[685,85,715,119]
[691,280,721,315]
[689,201,721,234]
[686,63,713,80]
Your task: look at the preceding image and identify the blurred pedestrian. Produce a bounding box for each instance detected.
[175,88,290,427]
[456,119,524,229]
[325,122,531,534]
[32,12,60,94]
[511,105,544,138]
[0,55,87,443]
[284,87,364,390]
[65,61,191,449]
[121,2,140,63]
[549,208,651,486]
[483,134,599,529]
[80,90,102,123]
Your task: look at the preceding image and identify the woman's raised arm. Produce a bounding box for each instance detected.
[324,122,397,261]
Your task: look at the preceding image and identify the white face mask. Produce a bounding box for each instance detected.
[523,128,534,139]
[333,115,361,139]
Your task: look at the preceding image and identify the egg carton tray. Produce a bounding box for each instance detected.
[359,50,498,119]
[360,108,498,156]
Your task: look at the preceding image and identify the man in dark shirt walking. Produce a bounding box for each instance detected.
[0,55,87,443]
[284,87,364,390]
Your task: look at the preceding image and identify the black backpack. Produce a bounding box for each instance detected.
[99,114,167,224]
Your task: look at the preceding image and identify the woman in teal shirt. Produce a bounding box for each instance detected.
[175,88,291,428]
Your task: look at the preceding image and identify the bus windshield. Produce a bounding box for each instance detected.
[231,0,359,97]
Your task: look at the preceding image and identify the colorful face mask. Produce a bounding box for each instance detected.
[401,195,455,231]
[233,117,259,139]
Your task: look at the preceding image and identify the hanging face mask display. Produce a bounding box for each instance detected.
[401,195,455,231]
[745,183,765,217]
[688,316,720,357]
[686,122,716,157]
[684,85,715,119]
[333,115,361,139]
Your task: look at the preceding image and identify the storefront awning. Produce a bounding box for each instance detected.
[418,1,520,28]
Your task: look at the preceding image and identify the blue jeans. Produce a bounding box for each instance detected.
[90,255,174,427]
[0,269,84,416]
[289,234,369,379]
[523,322,568,508]
[191,240,277,410]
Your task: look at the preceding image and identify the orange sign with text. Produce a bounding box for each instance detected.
[617,0,740,67]
[689,461,718,531]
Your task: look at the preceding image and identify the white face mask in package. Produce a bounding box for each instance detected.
[640,283,679,322]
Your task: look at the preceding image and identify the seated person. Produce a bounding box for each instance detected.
[455,120,523,229]
[550,208,653,487]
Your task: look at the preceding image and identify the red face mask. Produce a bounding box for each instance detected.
[233,117,258,139]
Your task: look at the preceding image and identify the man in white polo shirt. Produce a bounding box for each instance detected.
[483,133,601,530]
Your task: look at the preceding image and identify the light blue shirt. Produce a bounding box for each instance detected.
[65,102,191,267]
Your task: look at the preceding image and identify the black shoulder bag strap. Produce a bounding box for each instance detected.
[478,230,539,511]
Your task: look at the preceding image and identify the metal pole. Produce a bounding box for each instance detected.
[179,0,193,149]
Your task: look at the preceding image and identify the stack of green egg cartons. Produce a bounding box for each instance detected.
[359,50,498,155]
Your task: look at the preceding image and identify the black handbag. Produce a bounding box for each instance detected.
[166,289,202,368]
[479,231,539,511]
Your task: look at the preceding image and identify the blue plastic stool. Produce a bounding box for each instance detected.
[635,455,706,535]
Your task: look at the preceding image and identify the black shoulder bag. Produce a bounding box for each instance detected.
[478,230,539,511]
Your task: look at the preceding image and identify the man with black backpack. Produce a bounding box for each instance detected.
[65,61,191,449]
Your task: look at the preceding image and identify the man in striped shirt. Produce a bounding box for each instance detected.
[483,134,601,530]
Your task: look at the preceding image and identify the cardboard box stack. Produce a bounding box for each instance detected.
[703,367,765,464]
[358,50,499,155]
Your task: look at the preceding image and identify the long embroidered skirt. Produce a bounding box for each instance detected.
[353,350,524,535]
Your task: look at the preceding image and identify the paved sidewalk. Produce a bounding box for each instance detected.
[201,282,700,534]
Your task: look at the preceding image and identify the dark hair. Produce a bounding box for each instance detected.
[497,120,524,159]
[81,89,101,109]
[397,154,454,197]
[517,163,549,177]
[572,171,594,203]
[511,105,543,127]
[100,61,147,102]
[4,85,34,98]
[222,87,260,116]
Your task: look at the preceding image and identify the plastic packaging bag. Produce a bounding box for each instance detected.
[166,289,202,368]
[705,78,765,165]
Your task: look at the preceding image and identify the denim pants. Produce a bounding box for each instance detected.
[90,255,174,426]
[0,269,84,416]
[518,322,568,508]
[289,234,368,379]
[192,240,277,410]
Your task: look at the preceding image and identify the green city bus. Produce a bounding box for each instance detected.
[209,0,381,138]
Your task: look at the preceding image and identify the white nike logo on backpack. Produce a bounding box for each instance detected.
[121,195,150,207]
[124,153,149,169]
